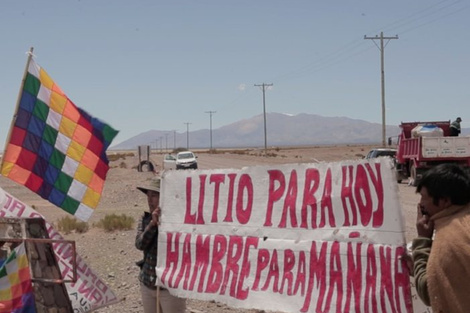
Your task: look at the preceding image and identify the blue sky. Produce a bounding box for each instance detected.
[1,0,468,148]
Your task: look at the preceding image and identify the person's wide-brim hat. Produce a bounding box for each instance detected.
[137,178,161,194]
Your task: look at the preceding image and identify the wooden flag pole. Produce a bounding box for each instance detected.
[156,285,161,313]
[0,47,35,169]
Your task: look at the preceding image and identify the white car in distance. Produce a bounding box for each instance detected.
[175,151,198,170]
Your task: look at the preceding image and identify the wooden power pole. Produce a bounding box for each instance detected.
[254,83,273,155]
[364,32,398,147]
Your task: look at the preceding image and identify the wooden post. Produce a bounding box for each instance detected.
[1,47,34,169]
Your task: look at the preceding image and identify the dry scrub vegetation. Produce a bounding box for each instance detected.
[56,213,134,234]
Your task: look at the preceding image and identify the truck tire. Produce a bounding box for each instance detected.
[138,160,155,172]
[395,169,403,183]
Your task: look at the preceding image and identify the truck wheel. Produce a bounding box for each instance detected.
[395,170,402,183]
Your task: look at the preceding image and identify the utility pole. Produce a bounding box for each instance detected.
[165,133,168,152]
[205,111,216,153]
[173,130,177,150]
[159,136,163,153]
[184,122,191,150]
[364,32,398,147]
[254,83,273,156]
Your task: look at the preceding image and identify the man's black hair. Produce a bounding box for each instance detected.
[416,163,470,205]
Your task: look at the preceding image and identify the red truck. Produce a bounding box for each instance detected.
[396,121,470,185]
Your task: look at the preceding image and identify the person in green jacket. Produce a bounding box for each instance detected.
[412,164,470,313]
[450,117,462,136]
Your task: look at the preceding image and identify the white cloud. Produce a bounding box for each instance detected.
[238,84,246,91]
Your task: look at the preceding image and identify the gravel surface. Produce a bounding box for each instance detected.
[0,145,420,313]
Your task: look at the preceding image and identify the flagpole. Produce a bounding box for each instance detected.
[156,286,160,313]
[0,47,34,168]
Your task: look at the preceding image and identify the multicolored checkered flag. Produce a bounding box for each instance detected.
[0,243,36,313]
[1,51,118,221]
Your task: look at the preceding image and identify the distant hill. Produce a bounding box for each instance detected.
[111,113,405,150]
[111,113,470,151]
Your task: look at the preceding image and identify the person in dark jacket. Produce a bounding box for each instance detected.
[450,117,462,136]
[135,178,186,313]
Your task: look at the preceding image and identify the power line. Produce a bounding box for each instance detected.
[270,0,466,83]
[380,0,465,34]
[399,4,469,35]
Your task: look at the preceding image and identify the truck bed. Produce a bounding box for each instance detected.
[400,136,470,160]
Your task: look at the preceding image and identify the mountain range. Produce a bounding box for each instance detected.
[110,113,467,150]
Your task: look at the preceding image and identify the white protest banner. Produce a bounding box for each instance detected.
[0,187,119,312]
[157,158,413,313]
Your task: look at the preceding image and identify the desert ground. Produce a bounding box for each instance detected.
[0,144,421,313]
